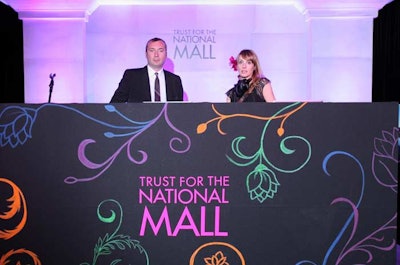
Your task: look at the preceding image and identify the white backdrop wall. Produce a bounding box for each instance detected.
[310,17,375,102]
[86,4,308,103]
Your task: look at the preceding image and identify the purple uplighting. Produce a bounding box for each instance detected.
[2,0,393,103]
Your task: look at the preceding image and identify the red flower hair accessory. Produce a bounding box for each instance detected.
[229,56,237,71]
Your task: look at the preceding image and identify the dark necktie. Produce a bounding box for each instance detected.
[154,72,160,102]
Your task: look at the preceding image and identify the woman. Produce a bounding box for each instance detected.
[226,49,276,102]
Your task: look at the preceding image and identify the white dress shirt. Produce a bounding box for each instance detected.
[147,66,166,102]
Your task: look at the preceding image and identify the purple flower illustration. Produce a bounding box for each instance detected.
[0,106,37,148]
[372,127,399,193]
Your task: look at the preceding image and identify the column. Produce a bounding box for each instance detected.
[5,0,99,103]
[300,0,391,102]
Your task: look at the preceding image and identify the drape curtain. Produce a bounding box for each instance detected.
[0,2,24,103]
[372,0,399,245]
[372,0,400,102]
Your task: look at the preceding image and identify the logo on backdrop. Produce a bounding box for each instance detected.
[173,29,216,60]
[138,175,229,237]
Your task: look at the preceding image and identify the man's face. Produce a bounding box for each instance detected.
[146,40,167,71]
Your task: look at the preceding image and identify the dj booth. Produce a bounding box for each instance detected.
[0,102,398,264]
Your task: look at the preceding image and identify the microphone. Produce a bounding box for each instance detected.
[48,73,56,103]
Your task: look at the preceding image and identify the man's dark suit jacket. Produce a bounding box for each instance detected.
[110,66,184,103]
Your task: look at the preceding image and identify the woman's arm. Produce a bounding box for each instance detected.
[262,82,276,102]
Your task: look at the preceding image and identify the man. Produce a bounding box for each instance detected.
[110,37,184,103]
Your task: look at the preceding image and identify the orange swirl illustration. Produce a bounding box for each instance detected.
[190,241,246,265]
[0,248,41,265]
[0,178,28,240]
[197,102,308,136]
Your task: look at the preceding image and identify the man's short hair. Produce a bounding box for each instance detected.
[146,37,167,51]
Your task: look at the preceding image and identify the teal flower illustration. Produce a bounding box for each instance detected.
[80,199,149,265]
[247,164,280,202]
[0,106,37,148]
[209,102,312,203]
